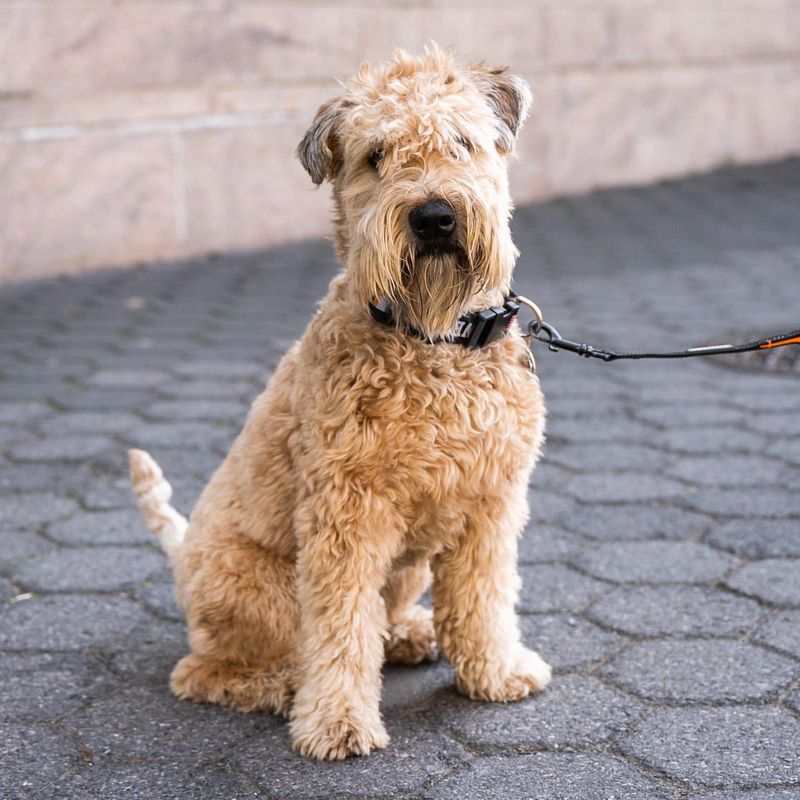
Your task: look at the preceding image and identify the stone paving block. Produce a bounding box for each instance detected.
[574,540,738,584]
[0,462,96,493]
[0,723,79,800]
[563,503,710,541]
[620,706,800,787]
[232,714,468,799]
[766,438,800,466]
[428,675,643,749]
[43,761,253,800]
[0,400,52,425]
[683,487,800,518]
[690,791,800,800]
[125,446,222,483]
[546,418,656,445]
[108,619,189,685]
[587,585,765,636]
[0,595,150,650]
[0,530,53,571]
[518,523,587,563]
[0,576,16,601]
[601,639,798,703]
[633,403,746,428]
[665,454,797,489]
[0,377,74,400]
[78,485,134,512]
[725,390,800,416]
[424,752,671,800]
[753,609,800,659]
[121,421,234,450]
[63,685,264,763]
[528,461,572,491]
[706,518,800,559]
[35,411,142,436]
[157,379,257,400]
[55,388,161,413]
[655,426,767,455]
[0,492,79,529]
[172,360,265,379]
[518,564,609,612]
[13,546,166,592]
[143,399,247,422]
[788,690,800,714]
[381,661,455,712]
[746,413,800,437]
[545,441,668,472]
[9,435,117,462]
[136,578,183,621]
[47,509,152,546]
[0,426,28,451]
[0,653,114,721]
[725,559,800,606]
[3,362,92,382]
[560,472,689,503]
[520,613,623,671]
[527,489,578,525]
[89,369,169,389]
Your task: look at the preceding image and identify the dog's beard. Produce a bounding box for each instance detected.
[351,199,513,339]
[395,246,476,338]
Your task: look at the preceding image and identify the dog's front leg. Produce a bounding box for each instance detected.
[289,491,399,760]
[432,485,551,702]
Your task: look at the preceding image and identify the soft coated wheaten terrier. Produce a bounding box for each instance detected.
[129,44,550,761]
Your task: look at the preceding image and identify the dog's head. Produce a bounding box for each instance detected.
[297,44,531,338]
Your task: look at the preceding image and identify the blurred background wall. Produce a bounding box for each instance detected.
[1,0,799,283]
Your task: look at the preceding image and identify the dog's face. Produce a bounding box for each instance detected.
[298,46,531,338]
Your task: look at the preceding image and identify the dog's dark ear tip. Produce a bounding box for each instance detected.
[297,97,345,185]
[473,66,532,153]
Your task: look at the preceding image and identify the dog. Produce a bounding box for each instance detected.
[129,44,550,761]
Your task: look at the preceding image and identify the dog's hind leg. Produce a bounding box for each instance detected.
[170,531,300,716]
[383,561,438,665]
[171,654,296,716]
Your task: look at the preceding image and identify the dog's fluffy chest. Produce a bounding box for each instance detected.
[304,324,546,501]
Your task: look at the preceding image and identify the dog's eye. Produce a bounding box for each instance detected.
[456,136,473,153]
[368,149,384,169]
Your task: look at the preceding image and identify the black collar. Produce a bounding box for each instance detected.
[368,296,520,350]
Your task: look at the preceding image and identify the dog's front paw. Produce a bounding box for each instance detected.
[385,605,439,665]
[457,647,551,703]
[290,710,390,760]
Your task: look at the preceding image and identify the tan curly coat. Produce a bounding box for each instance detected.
[129,45,550,761]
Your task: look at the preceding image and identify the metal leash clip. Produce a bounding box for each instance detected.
[514,295,544,338]
[528,320,561,352]
[512,295,544,372]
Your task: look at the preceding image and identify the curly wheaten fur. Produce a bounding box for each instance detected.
[129,44,550,761]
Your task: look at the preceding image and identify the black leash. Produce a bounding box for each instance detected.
[527,317,800,363]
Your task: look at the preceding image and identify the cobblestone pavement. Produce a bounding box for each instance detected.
[1,160,799,799]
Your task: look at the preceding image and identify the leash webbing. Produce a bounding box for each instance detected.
[527,320,800,363]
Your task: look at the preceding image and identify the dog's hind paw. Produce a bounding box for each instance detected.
[290,711,390,760]
[385,605,439,665]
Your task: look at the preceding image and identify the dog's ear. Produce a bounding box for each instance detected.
[473,67,532,154]
[296,97,347,185]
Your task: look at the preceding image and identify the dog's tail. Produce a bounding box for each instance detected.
[128,448,188,562]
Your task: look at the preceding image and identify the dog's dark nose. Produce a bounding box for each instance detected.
[409,200,456,242]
